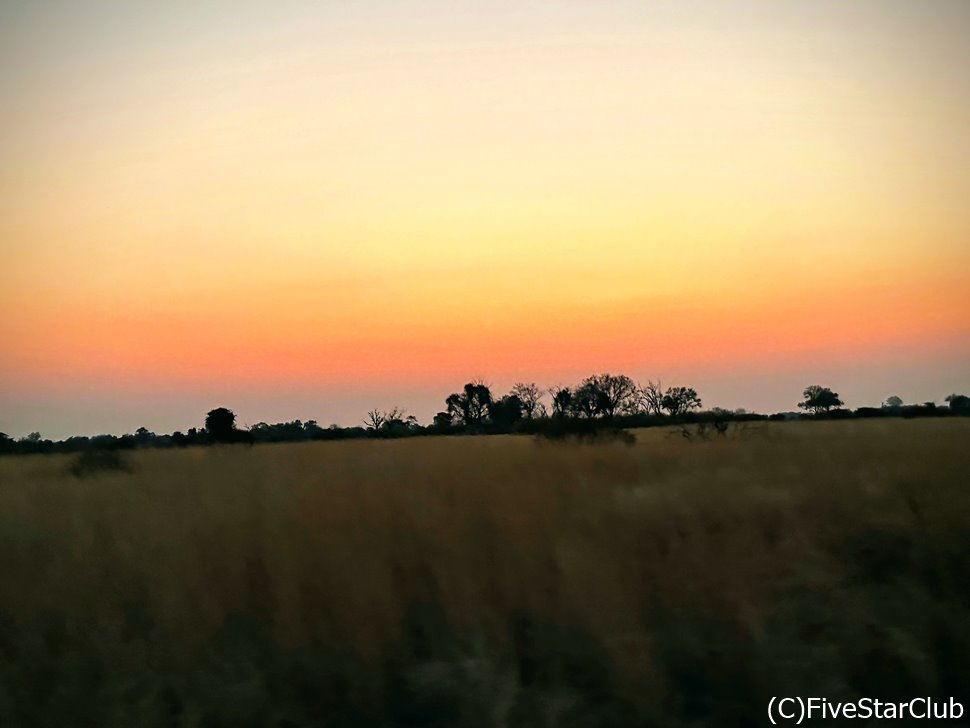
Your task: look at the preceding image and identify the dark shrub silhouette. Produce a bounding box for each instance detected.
[69,448,131,478]
[535,417,636,445]
[228,429,255,444]
[431,412,453,432]
[489,395,524,430]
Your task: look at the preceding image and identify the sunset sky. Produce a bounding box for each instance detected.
[2,1,969,438]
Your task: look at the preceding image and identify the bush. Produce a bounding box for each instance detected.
[534,418,636,445]
[69,449,131,478]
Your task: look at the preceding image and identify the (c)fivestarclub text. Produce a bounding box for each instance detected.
[768,697,964,723]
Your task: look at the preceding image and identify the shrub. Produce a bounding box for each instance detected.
[69,449,131,478]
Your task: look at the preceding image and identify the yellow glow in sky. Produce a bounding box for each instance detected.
[1,1,969,436]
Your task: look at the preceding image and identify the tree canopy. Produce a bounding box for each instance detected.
[798,385,844,415]
[205,408,237,442]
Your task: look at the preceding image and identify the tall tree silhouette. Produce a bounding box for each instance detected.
[550,387,573,418]
[445,383,492,426]
[205,407,237,442]
[571,380,601,418]
[639,381,665,415]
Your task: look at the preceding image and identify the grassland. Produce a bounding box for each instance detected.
[0,419,968,726]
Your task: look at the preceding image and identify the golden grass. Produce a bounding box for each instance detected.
[1,418,968,725]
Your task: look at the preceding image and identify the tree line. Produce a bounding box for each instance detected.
[434,376,704,429]
[2,377,968,456]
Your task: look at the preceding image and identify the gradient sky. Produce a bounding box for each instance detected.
[2,0,969,438]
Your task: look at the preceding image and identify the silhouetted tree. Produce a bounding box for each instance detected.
[464,383,491,424]
[134,427,155,446]
[571,380,601,418]
[490,395,524,429]
[366,407,416,436]
[364,409,386,430]
[550,386,573,418]
[445,394,463,423]
[577,373,638,418]
[432,411,453,431]
[300,420,325,439]
[661,387,703,416]
[798,385,844,415]
[402,415,420,430]
[946,394,969,413]
[205,408,237,442]
[884,396,904,409]
[445,383,492,426]
[510,382,546,418]
[639,380,664,415]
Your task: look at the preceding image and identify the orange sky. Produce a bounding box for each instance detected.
[1,1,969,437]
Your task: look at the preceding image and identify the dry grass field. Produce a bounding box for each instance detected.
[1,418,968,726]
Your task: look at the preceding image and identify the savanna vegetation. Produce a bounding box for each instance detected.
[1,418,968,726]
[2,376,967,456]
